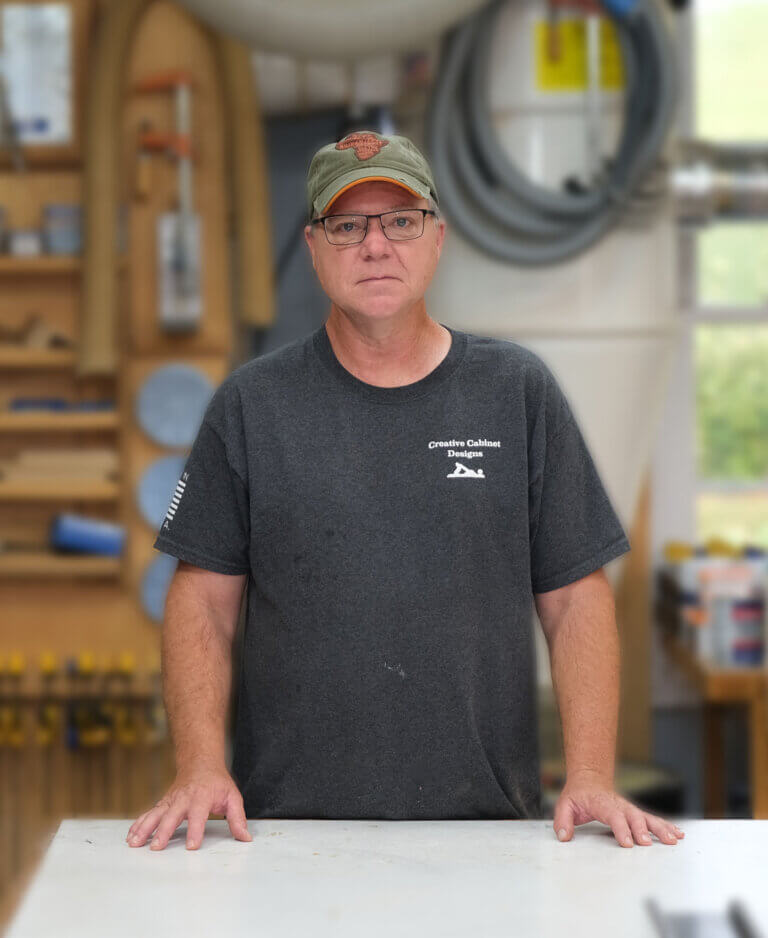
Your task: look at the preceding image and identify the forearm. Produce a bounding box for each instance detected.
[545,585,620,785]
[161,580,234,771]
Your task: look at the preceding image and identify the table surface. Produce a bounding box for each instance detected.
[7,818,767,938]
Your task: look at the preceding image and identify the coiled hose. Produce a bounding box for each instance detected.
[425,0,679,264]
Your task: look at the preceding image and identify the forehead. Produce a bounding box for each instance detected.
[326,180,427,214]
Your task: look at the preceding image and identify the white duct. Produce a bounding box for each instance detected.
[174,0,488,58]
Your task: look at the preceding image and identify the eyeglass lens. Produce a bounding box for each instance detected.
[324,210,425,244]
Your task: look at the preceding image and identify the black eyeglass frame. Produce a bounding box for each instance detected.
[309,208,438,244]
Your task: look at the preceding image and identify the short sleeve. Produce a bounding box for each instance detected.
[152,381,250,576]
[527,371,630,594]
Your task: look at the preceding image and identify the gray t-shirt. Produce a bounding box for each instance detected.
[153,321,630,820]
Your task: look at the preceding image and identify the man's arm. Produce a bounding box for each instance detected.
[535,568,619,785]
[126,561,252,851]
[534,568,684,848]
[162,562,244,769]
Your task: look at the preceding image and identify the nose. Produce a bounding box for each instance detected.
[361,215,391,252]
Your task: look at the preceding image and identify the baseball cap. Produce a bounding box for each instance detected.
[306,129,439,220]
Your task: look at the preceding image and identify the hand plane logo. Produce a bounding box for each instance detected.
[447,462,485,479]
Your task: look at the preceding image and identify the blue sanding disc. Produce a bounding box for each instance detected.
[141,553,179,624]
[137,454,188,529]
[135,363,214,447]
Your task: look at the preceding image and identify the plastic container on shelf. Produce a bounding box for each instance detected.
[42,203,82,255]
[659,541,767,668]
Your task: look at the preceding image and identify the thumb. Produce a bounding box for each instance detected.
[226,792,252,842]
[554,799,575,842]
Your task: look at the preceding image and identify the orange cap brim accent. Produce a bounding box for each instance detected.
[322,177,423,214]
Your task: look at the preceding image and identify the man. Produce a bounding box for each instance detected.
[127,129,685,852]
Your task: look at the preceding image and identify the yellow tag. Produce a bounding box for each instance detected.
[535,17,624,91]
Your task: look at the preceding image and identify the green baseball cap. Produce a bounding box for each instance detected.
[306,129,439,220]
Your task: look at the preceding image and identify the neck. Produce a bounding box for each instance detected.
[323,303,450,388]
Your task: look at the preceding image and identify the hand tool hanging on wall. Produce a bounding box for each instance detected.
[211,34,275,332]
[36,652,60,824]
[132,69,203,333]
[79,0,155,375]
[0,64,26,171]
[2,654,25,882]
[80,2,276,374]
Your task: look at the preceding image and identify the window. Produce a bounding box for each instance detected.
[690,0,768,549]
[694,324,768,547]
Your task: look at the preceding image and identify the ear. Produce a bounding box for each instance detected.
[304,224,317,268]
[435,219,446,260]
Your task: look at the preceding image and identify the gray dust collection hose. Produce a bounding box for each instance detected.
[425,0,679,264]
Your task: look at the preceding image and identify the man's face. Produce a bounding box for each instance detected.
[304,180,446,324]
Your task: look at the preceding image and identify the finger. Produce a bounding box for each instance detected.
[150,803,187,851]
[627,809,653,846]
[553,800,575,842]
[127,802,165,839]
[644,813,679,845]
[126,810,151,842]
[226,790,252,842]
[128,804,168,847]
[185,800,211,850]
[608,810,635,848]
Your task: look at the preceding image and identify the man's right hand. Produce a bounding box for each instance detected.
[125,764,253,851]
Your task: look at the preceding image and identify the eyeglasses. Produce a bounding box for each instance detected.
[310,208,437,245]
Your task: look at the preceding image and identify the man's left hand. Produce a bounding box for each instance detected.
[553,774,685,847]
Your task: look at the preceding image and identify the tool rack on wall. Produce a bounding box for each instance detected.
[0,0,275,921]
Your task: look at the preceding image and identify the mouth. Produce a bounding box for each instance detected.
[359,276,397,283]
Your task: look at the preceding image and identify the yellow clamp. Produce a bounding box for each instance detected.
[7,714,24,747]
[114,707,138,746]
[118,650,137,677]
[39,651,58,677]
[77,650,96,676]
[80,724,111,747]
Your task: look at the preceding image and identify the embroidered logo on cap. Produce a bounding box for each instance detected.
[336,132,389,161]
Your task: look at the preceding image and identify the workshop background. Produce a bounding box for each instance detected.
[0,0,766,927]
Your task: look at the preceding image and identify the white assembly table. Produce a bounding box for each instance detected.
[6,818,767,938]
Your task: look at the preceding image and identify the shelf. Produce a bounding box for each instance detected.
[0,255,127,274]
[0,347,76,369]
[0,480,120,500]
[0,551,121,579]
[0,411,118,432]
[660,631,765,700]
[0,255,81,275]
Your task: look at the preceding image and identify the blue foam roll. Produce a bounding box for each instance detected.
[50,513,126,556]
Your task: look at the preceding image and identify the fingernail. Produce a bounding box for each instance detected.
[557,828,567,841]
[624,836,633,846]
[641,834,651,843]
[187,840,197,850]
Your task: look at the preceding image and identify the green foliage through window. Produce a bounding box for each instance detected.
[695,325,768,481]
